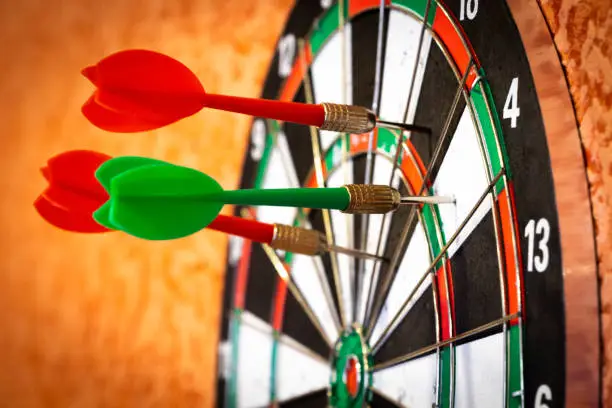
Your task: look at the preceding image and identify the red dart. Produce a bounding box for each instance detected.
[81,49,326,132]
[34,195,109,233]
[35,150,112,233]
[208,214,274,244]
[82,95,173,133]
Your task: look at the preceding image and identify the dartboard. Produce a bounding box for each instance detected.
[215,0,600,407]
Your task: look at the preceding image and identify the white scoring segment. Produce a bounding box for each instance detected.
[455,333,504,408]
[370,220,431,345]
[258,132,299,227]
[311,23,352,151]
[235,313,273,408]
[233,312,330,407]
[276,331,330,402]
[356,156,400,324]
[290,252,340,344]
[432,107,492,257]
[326,166,355,323]
[372,353,437,407]
[379,9,432,123]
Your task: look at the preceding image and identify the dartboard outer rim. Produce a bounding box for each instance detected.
[508,0,600,406]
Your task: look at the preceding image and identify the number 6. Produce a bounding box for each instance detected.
[535,384,552,408]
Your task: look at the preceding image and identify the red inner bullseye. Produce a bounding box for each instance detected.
[344,356,359,398]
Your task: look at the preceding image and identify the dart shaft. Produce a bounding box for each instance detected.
[205,93,325,128]
[205,94,376,134]
[217,188,350,211]
[208,214,274,243]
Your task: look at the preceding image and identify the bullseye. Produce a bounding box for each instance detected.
[329,326,372,407]
[343,355,360,398]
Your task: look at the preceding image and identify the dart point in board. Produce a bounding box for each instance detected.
[80,49,431,136]
[33,150,386,262]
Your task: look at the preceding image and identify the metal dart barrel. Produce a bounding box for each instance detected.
[270,223,386,262]
[342,184,455,214]
[319,103,377,134]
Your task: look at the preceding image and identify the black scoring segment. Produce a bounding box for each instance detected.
[351,9,390,112]
[412,43,465,181]
[449,211,503,339]
[374,284,437,365]
[351,154,367,319]
[244,243,277,322]
[284,85,315,184]
[279,389,329,408]
[282,284,331,359]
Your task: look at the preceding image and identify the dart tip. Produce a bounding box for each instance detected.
[81,66,97,84]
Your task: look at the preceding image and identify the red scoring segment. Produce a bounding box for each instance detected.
[81,49,325,133]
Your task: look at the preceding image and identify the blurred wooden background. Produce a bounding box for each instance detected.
[0,0,609,406]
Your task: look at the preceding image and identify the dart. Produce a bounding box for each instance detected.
[34,150,112,233]
[95,156,452,242]
[81,49,430,135]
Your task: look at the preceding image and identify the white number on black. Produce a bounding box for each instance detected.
[250,119,266,161]
[460,0,478,20]
[277,34,296,78]
[534,384,553,408]
[503,77,521,128]
[524,218,551,273]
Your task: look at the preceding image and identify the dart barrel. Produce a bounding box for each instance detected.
[342,184,401,214]
[320,103,376,134]
[270,224,325,256]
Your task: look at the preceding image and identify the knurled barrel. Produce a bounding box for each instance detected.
[342,184,401,214]
[320,103,376,134]
[270,224,325,256]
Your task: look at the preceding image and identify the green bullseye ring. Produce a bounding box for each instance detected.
[329,325,372,407]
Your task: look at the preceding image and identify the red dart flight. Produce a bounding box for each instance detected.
[81,49,325,132]
[34,150,112,233]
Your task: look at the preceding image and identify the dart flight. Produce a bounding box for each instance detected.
[34,150,112,233]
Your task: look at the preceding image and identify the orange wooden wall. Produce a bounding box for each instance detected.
[0,1,291,406]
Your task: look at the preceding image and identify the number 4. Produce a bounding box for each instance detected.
[503,77,520,128]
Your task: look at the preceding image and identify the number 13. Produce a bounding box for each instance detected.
[524,218,551,273]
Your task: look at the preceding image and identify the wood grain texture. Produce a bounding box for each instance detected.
[509,1,599,406]
[0,0,292,406]
[539,0,612,405]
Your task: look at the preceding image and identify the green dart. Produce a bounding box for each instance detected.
[93,156,176,231]
[97,156,453,241]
